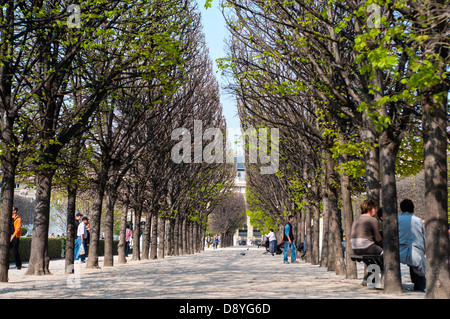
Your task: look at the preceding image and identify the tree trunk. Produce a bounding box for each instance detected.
[65,183,77,273]
[103,191,117,267]
[86,184,105,269]
[131,206,142,261]
[158,216,165,258]
[191,221,196,253]
[185,219,190,254]
[220,233,225,247]
[181,216,187,255]
[150,212,158,259]
[26,170,54,276]
[339,155,357,279]
[325,150,345,275]
[173,215,180,256]
[0,5,16,282]
[0,134,17,282]
[305,206,312,263]
[193,221,197,253]
[197,222,203,252]
[178,216,184,255]
[141,210,151,260]
[164,218,170,256]
[195,222,200,252]
[379,128,402,294]
[64,138,83,273]
[362,113,381,205]
[168,218,175,256]
[188,220,194,254]
[297,210,304,254]
[303,169,311,262]
[311,203,320,265]
[320,170,329,268]
[422,92,450,299]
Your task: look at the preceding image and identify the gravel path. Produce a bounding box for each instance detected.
[1,246,425,300]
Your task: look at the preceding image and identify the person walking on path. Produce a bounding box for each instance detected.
[75,216,88,263]
[350,199,383,255]
[10,206,22,270]
[74,213,83,260]
[283,215,298,263]
[398,199,426,292]
[214,234,219,249]
[125,224,132,257]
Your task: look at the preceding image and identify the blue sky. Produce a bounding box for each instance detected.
[198,1,243,154]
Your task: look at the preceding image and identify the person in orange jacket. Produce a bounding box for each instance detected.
[10,206,22,270]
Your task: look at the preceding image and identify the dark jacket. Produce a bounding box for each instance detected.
[283,222,294,242]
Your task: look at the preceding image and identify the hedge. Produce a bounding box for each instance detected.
[9,237,119,263]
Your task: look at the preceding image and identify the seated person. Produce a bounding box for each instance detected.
[351,199,383,255]
[398,199,426,291]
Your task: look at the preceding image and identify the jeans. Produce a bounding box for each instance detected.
[284,241,296,262]
[125,241,130,257]
[269,240,277,254]
[75,237,85,262]
[10,237,22,268]
[410,266,426,291]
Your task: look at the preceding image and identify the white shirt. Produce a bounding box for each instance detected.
[266,232,276,241]
[77,222,87,238]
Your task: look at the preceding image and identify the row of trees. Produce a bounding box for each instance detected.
[209,192,247,246]
[218,0,449,298]
[0,0,236,281]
